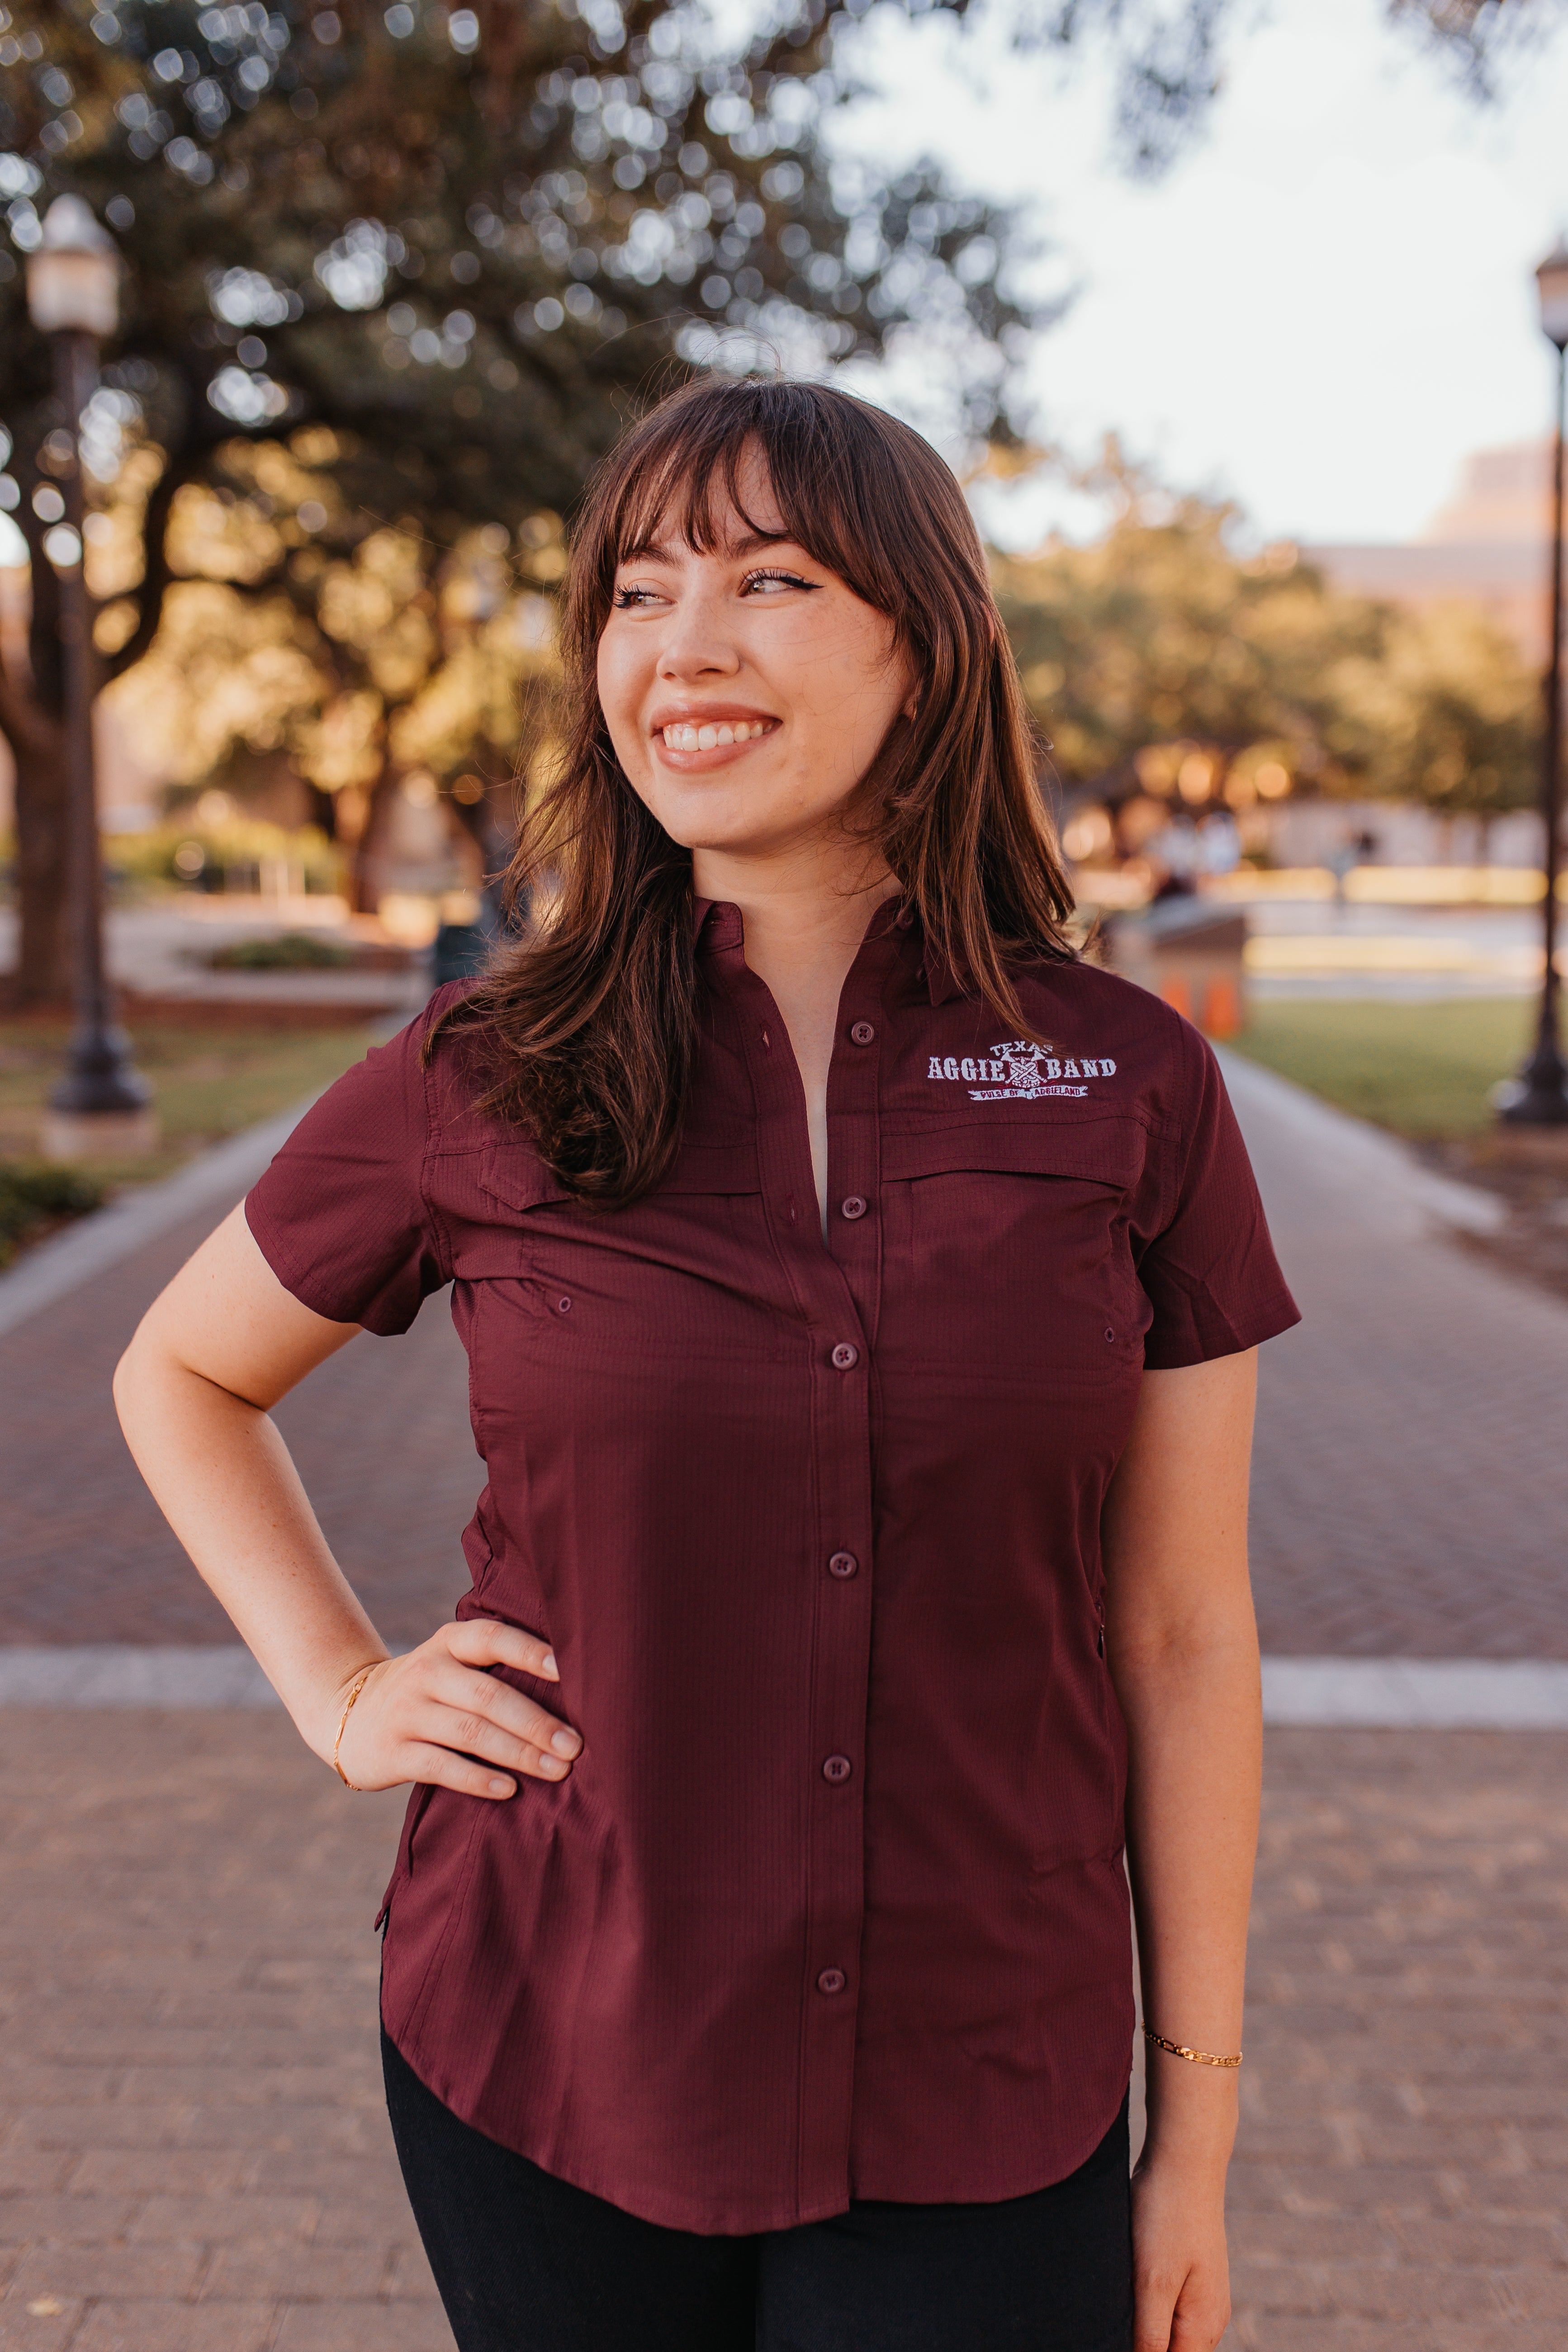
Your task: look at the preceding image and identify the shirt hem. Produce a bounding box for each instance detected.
[379,2009,1133,2237]
[1142,1290,1302,1372]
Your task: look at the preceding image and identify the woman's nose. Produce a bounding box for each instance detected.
[657,598,740,680]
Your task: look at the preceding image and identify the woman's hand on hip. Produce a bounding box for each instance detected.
[1130,2149,1231,2352]
[332,1619,580,1799]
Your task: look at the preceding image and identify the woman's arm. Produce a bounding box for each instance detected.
[113,1204,581,1797]
[1101,1347,1262,2352]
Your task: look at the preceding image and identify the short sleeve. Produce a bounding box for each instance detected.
[244,1003,450,1335]
[1136,1028,1300,1370]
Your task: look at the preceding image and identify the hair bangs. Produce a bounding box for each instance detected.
[593,384,895,625]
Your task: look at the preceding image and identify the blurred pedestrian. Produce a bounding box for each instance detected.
[115,378,1298,2352]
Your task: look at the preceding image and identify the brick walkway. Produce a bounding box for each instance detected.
[1232,1729,1568,2349]
[4,1047,1568,2346]
[0,1713,446,2352]
[5,1045,1566,1658]
[4,1714,1565,2349]
[0,1202,476,1649]
[1225,1053,1568,1659]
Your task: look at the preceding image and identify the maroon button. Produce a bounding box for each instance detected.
[822,1754,853,1783]
[840,1195,867,1221]
[830,1342,859,1371]
[816,1967,847,1995]
[849,1020,876,1046]
[828,1550,858,1579]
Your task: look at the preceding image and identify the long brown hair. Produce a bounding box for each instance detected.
[431,374,1076,1204]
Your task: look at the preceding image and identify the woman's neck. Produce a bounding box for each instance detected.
[692,834,898,980]
[693,837,899,1237]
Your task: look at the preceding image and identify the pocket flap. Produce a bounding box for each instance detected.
[881,1116,1145,1191]
[479,1143,573,1216]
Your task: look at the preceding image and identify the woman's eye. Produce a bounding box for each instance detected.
[612,582,664,609]
[742,568,815,596]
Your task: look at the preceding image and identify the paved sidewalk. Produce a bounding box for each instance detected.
[0,1713,449,2352]
[3,1713,1565,2350]
[1224,1053,1568,1659]
[1232,1729,1568,2349]
[5,1044,1568,2348]
[3,1044,1565,1658]
[0,1196,476,1650]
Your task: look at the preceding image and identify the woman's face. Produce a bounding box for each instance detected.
[596,453,914,871]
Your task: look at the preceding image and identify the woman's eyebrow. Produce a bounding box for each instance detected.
[614,529,805,568]
[616,535,679,567]
[727,529,797,559]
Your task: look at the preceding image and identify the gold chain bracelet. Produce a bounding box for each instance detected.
[332,1665,378,1789]
[1142,2025,1243,2069]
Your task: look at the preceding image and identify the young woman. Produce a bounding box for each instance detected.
[116,376,1298,2352]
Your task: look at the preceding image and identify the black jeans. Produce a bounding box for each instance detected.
[384,2028,1133,2352]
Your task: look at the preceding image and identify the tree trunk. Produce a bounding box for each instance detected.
[348,766,402,917]
[9,717,72,1003]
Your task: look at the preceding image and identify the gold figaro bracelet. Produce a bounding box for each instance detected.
[1142,2025,1243,2069]
[332,1665,379,1789]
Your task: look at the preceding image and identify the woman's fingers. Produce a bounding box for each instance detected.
[445,1616,559,1682]
[401,1739,520,1802]
[422,1694,575,1780]
[423,1653,581,1763]
[334,1618,581,1794]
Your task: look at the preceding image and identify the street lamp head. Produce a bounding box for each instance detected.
[1537,236,1568,351]
[26,195,119,337]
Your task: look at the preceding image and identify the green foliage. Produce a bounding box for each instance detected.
[0,1013,376,1180]
[0,1160,105,1265]
[108,815,343,889]
[0,0,1033,588]
[993,454,1541,817]
[994,470,1377,791]
[208,929,353,967]
[1229,995,1536,1139]
[0,0,1546,881]
[1330,601,1540,819]
[0,0,1040,904]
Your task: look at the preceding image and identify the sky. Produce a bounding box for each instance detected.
[836,0,1568,549]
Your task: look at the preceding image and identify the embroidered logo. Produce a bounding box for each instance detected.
[925,1040,1118,1102]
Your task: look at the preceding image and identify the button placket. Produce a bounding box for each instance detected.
[799,966,895,2203]
[721,932,893,2212]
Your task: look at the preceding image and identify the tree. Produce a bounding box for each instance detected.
[0,0,1035,992]
[993,453,1542,841]
[1336,600,1540,830]
[109,430,568,903]
[991,450,1388,800]
[1,0,1554,991]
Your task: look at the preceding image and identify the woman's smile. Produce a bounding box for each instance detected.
[651,705,781,767]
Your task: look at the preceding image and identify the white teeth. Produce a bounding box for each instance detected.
[660,719,772,750]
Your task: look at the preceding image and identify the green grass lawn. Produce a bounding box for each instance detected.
[0,1016,377,1193]
[1228,997,1537,1139]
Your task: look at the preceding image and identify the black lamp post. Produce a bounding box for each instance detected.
[27,195,154,1157]
[1499,237,1568,1128]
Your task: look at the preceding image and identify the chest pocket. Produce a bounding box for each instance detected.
[471,1132,776,1364]
[878,1117,1151,1386]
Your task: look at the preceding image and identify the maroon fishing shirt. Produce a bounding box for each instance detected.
[245,898,1298,2234]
